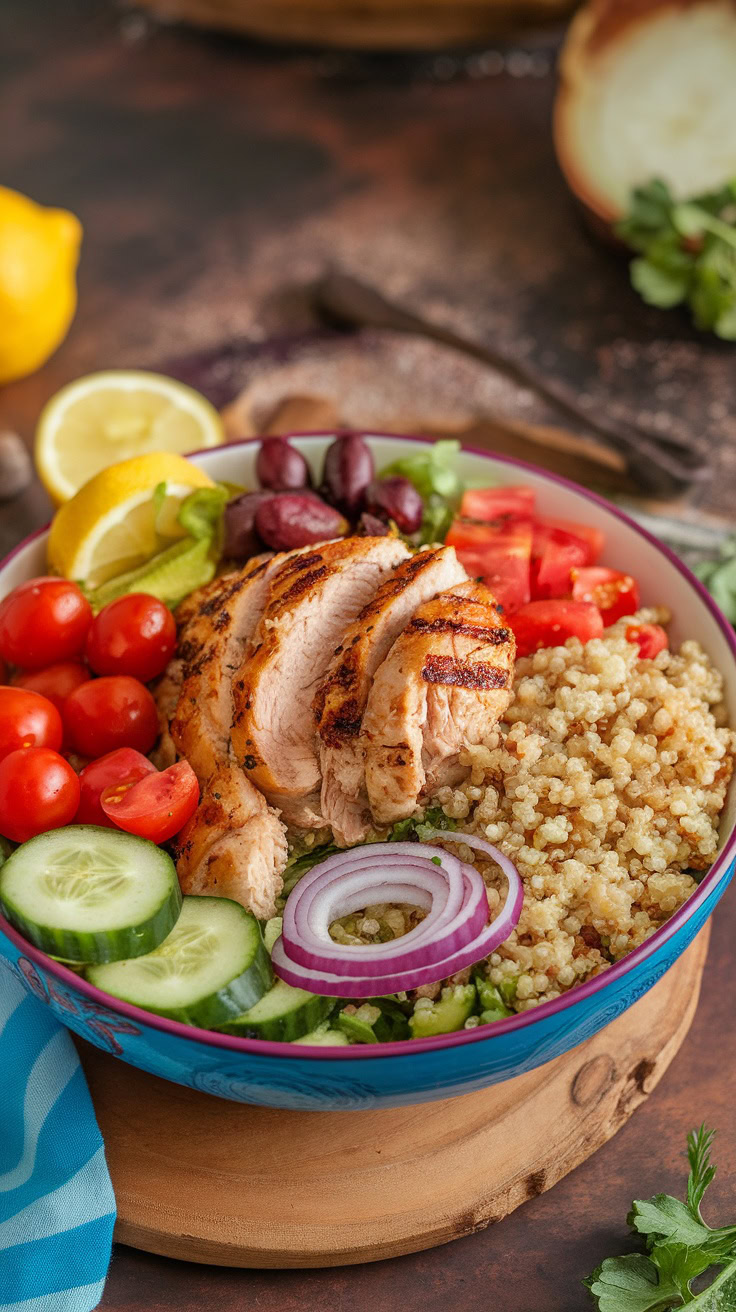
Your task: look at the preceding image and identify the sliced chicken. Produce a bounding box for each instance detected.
[362,579,515,826]
[173,763,288,921]
[170,554,274,781]
[168,553,291,919]
[314,546,469,845]
[231,536,409,827]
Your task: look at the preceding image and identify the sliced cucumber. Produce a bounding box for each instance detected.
[293,1024,349,1047]
[263,916,283,954]
[219,977,335,1042]
[87,896,272,1027]
[0,826,181,964]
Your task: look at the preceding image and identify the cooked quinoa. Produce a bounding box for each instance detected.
[329,609,735,1018]
[434,609,735,1012]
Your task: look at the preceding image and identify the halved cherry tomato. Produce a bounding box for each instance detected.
[13,662,91,713]
[509,600,604,657]
[0,747,80,843]
[459,487,536,520]
[626,623,668,659]
[0,577,92,669]
[86,594,177,683]
[0,687,63,762]
[64,676,159,757]
[101,760,200,843]
[572,567,640,625]
[447,517,532,612]
[76,747,157,828]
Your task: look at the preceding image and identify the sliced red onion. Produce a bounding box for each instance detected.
[273,831,523,997]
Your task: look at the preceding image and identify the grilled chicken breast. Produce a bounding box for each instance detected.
[168,554,289,920]
[362,579,515,826]
[231,536,409,827]
[314,546,468,845]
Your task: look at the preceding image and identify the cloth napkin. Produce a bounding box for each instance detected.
[0,969,116,1312]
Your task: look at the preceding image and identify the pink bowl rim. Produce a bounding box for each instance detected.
[2,431,735,1062]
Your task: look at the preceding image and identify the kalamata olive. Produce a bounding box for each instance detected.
[223,491,276,560]
[322,434,374,515]
[356,512,391,537]
[256,436,312,491]
[365,476,424,534]
[255,494,349,551]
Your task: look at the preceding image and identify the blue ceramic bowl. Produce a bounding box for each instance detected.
[2,434,735,1110]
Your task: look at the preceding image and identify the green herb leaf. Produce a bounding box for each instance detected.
[688,1126,718,1222]
[617,177,736,339]
[584,1253,680,1312]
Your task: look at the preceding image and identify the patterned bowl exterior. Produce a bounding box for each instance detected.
[2,434,736,1110]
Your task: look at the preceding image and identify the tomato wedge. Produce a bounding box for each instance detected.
[509,600,604,657]
[626,623,668,659]
[533,515,604,566]
[531,526,590,600]
[460,486,536,520]
[446,517,532,612]
[76,747,157,828]
[101,760,200,843]
[572,567,640,625]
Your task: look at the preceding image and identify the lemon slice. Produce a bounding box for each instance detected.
[47,452,215,588]
[36,370,224,504]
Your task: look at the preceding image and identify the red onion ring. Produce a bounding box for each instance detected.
[272,829,523,997]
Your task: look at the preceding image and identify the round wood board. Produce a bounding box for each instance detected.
[76,928,708,1269]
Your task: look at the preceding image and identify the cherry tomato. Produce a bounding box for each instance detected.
[0,687,63,762]
[572,567,641,626]
[76,747,157,828]
[101,760,200,843]
[509,600,604,658]
[85,594,177,683]
[64,676,159,757]
[0,577,92,669]
[0,747,80,843]
[626,623,668,659]
[13,662,91,713]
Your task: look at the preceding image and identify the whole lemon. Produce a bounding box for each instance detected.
[0,186,82,385]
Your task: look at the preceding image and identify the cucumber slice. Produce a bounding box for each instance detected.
[293,1024,350,1047]
[0,826,181,963]
[219,977,335,1042]
[87,896,272,1027]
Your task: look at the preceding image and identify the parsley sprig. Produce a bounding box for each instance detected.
[585,1126,736,1309]
[617,179,736,339]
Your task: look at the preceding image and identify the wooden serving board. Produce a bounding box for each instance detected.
[76,927,708,1269]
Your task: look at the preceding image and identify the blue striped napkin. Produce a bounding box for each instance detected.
[0,969,116,1312]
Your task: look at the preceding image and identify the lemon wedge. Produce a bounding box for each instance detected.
[47,452,215,588]
[36,370,224,504]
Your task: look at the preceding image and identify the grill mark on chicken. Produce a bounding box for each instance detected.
[421,654,510,689]
[408,616,511,643]
[280,564,331,604]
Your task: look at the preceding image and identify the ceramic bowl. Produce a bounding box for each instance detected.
[2,434,735,1110]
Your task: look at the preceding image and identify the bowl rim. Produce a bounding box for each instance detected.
[2,431,735,1061]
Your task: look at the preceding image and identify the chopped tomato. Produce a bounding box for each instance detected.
[0,578,92,669]
[530,526,590,600]
[460,486,536,520]
[572,568,641,625]
[509,600,604,657]
[101,760,200,843]
[0,687,63,762]
[86,594,177,683]
[64,676,159,758]
[447,517,532,612]
[76,747,157,828]
[533,516,604,567]
[0,747,80,843]
[13,662,91,714]
[626,623,668,659]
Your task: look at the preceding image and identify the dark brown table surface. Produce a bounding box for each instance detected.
[3,2,736,1308]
